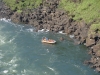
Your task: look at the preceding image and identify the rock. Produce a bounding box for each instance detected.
[74,29,80,36]
[96,67,100,72]
[97,33,100,37]
[84,60,90,64]
[11,12,21,23]
[59,37,64,41]
[22,17,29,23]
[59,26,64,31]
[92,44,100,53]
[37,25,43,30]
[33,21,39,27]
[85,38,95,47]
[47,24,51,30]
[29,20,34,25]
[96,51,100,57]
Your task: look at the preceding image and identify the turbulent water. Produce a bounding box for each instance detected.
[0,19,99,75]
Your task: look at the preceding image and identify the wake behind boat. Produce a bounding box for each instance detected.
[41,37,56,44]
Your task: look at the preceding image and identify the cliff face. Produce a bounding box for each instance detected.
[59,0,100,72]
[0,0,100,72]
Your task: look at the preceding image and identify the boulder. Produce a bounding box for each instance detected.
[29,20,34,25]
[33,21,39,27]
[92,44,100,53]
[59,26,64,31]
[59,37,64,41]
[96,67,100,72]
[74,29,80,36]
[85,38,95,47]
[96,51,100,57]
[10,12,21,23]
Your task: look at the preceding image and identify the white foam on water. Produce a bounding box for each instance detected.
[2,69,17,75]
[38,29,50,33]
[21,69,27,74]
[7,58,19,74]
[58,31,66,34]
[37,29,49,33]
[0,56,18,67]
[38,29,45,32]
[0,35,6,45]
[0,24,13,45]
[0,55,19,74]
[45,29,49,32]
[15,24,35,33]
[47,66,58,75]
[12,70,17,73]
[69,34,74,38]
[21,69,36,75]
[3,70,8,73]
[20,67,58,75]
[18,25,24,31]
[9,57,18,64]
[7,31,21,44]
[26,28,34,32]
[0,18,11,22]
[8,37,15,43]
[47,66,55,71]
[46,49,49,53]
[0,39,5,44]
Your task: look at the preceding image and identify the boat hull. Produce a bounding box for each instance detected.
[41,40,56,44]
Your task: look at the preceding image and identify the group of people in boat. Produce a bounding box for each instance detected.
[42,37,55,43]
[41,36,64,44]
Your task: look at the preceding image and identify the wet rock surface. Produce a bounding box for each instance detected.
[0,0,100,72]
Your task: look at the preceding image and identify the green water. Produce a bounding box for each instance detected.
[0,19,99,75]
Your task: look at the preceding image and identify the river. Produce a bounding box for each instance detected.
[0,19,99,75]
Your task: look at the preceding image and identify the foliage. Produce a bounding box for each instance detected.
[88,23,100,37]
[59,0,100,23]
[90,24,100,32]
[3,0,42,11]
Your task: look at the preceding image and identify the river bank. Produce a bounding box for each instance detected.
[0,0,100,72]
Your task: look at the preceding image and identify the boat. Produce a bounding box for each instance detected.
[41,37,56,44]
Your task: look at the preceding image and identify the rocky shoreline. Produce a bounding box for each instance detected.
[0,0,100,72]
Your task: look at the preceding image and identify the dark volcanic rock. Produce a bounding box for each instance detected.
[10,12,21,23]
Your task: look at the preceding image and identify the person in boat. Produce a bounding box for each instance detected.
[48,39,55,42]
[42,37,48,41]
[42,37,56,43]
[42,37,54,42]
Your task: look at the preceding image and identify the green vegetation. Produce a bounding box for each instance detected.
[88,23,100,37]
[90,24,100,31]
[4,0,100,24]
[3,0,42,12]
[59,0,100,38]
[59,0,100,23]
